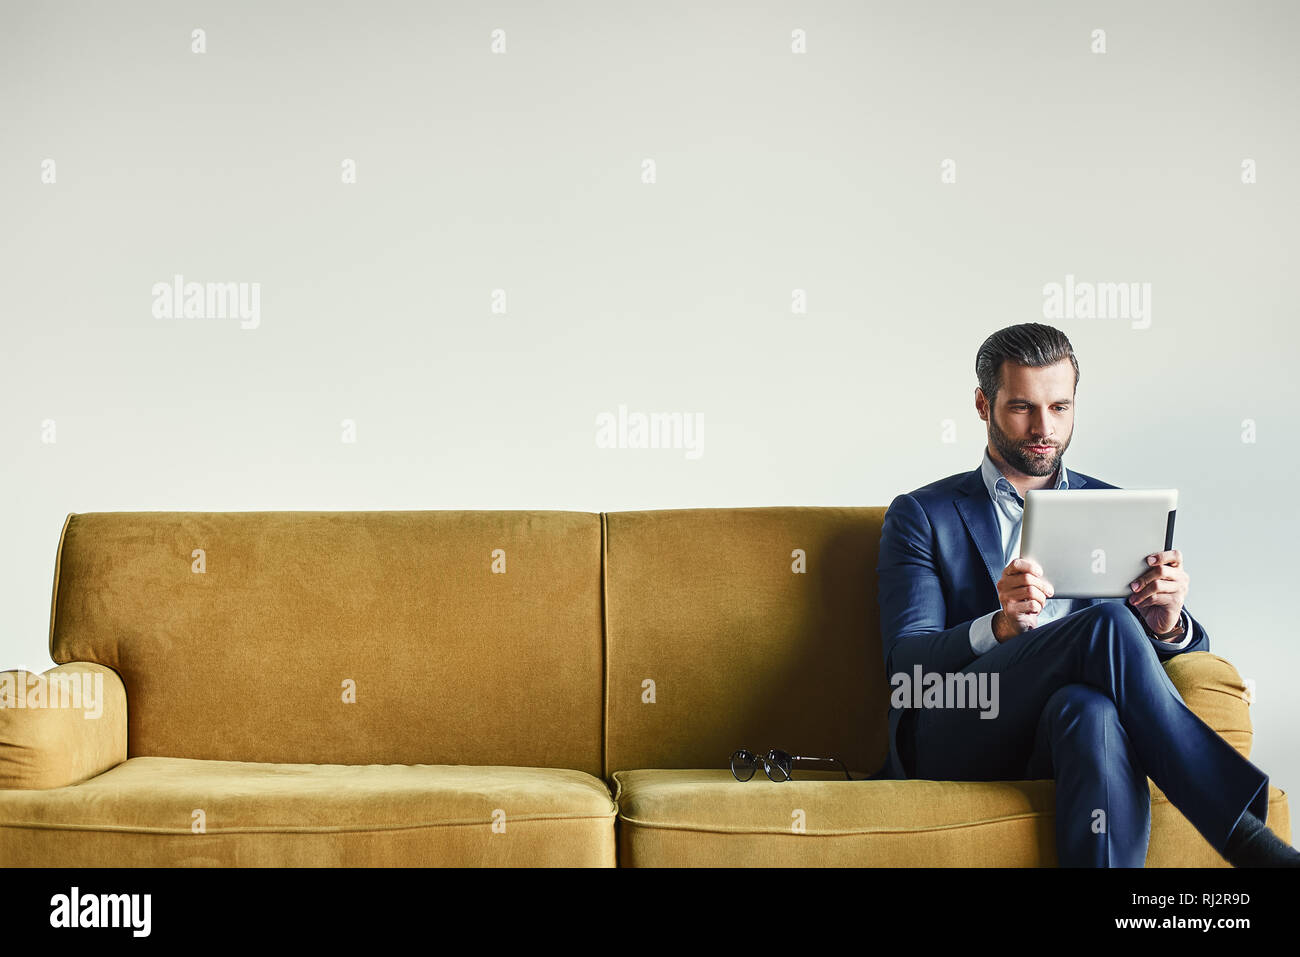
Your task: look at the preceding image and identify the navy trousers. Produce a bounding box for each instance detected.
[901,602,1270,866]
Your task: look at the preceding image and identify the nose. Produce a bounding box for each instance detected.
[1029,408,1053,440]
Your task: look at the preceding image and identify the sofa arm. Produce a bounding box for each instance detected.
[0,662,127,789]
[1161,651,1254,759]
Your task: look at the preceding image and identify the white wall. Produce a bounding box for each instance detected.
[2,1,1296,795]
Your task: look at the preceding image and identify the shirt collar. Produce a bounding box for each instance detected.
[980,446,1069,505]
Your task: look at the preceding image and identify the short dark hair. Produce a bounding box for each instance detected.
[975,323,1079,406]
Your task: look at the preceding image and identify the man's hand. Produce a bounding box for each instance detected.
[994,557,1054,642]
[1128,549,1188,638]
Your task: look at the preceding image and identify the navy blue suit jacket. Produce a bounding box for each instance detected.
[874,462,1209,781]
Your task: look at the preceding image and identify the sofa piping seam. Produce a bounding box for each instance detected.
[0,811,619,836]
[48,513,73,662]
[600,510,609,784]
[615,810,1057,836]
[612,788,1289,836]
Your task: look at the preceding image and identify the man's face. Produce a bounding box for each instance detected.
[978,358,1075,479]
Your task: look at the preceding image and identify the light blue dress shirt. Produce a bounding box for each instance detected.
[968,447,1194,655]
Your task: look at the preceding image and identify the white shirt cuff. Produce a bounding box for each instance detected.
[969,610,1000,656]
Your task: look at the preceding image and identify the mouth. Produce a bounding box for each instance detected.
[1025,445,1055,455]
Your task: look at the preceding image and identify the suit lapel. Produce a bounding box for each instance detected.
[954,467,1005,589]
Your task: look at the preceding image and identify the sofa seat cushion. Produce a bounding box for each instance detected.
[0,757,617,867]
[611,769,1291,867]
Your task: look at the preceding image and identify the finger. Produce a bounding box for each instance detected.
[1129,578,1179,608]
[1007,585,1049,607]
[1130,564,1186,592]
[1132,576,1178,599]
[1129,569,1154,592]
[1009,558,1044,577]
[1129,565,1168,591]
[1007,570,1054,597]
[1144,549,1183,568]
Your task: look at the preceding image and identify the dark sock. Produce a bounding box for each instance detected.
[1223,810,1300,867]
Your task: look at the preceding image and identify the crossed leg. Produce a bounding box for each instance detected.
[908,602,1268,866]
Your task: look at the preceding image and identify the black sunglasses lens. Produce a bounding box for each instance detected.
[730,750,757,781]
[767,750,792,781]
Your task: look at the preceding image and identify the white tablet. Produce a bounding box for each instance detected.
[1020,489,1178,598]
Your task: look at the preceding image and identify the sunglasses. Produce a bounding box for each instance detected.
[730,748,855,782]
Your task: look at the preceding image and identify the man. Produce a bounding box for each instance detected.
[875,322,1299,867]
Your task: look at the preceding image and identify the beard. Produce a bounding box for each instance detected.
[989,411,1071,478]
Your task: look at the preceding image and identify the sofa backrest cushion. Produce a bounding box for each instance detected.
[49,510,604,775]
[603,507,891,777]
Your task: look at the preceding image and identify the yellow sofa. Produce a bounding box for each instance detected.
[0,508,1289,867]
